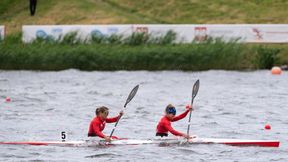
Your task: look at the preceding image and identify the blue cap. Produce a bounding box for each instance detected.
[166,107,176,115]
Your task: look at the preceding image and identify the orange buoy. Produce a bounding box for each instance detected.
[5,97,11,102]
[271,66,282,75]
[264,124,271,130]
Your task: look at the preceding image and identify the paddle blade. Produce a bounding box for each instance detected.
[187,79,200,138]
[124,85,139,107]
[191,80,200,103]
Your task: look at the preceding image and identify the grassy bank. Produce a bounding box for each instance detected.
[1,1,287,71]
[0,33,286,71]
[1,0,288,34]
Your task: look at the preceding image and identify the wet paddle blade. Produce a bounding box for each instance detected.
[187,79,200,138]
[124,85,139,108]
[191,79,200,104]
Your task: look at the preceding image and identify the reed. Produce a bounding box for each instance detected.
[0,33,284,71]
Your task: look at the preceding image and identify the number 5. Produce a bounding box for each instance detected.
[61,131,66,141]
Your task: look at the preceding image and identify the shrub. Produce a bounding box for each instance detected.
[255,46,280,69]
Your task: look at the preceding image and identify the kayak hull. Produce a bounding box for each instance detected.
[0,138,280,147]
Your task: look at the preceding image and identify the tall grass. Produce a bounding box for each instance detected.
[0,32,284,71]
[89,30,177,45]
[255,46,281,69]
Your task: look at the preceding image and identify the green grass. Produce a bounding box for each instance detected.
[0,0,287,71]
[0,33,285,71]
[1,0,288,34]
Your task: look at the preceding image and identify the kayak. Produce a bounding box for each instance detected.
[0,138,280,147]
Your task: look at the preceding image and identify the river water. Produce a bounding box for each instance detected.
[0,70,287,162]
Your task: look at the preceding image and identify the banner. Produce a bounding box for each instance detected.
[245,24,288,43]
[22,24,288,43]
[0,26,4,41]
[131,24,195,42]
[22,25,132,43]
[193,25,246,42]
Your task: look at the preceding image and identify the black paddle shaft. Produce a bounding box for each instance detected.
[187,80,200,137]
[109,85,139,138]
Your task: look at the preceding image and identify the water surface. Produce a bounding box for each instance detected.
[0,70,287,161]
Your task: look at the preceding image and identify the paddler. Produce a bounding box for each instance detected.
[88,106,123,142]
[156,104,194,138]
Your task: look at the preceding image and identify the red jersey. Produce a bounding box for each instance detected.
[156,109,189,136]
[88,115,120,138]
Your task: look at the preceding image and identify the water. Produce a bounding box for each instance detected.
[0,70,287,162]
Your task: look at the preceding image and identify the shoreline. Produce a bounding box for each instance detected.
[0,34,287,71]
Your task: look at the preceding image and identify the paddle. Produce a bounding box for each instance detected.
[186,79,200,139]
[109,85,139,138]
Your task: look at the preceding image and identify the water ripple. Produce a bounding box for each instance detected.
[0,70,287,161]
